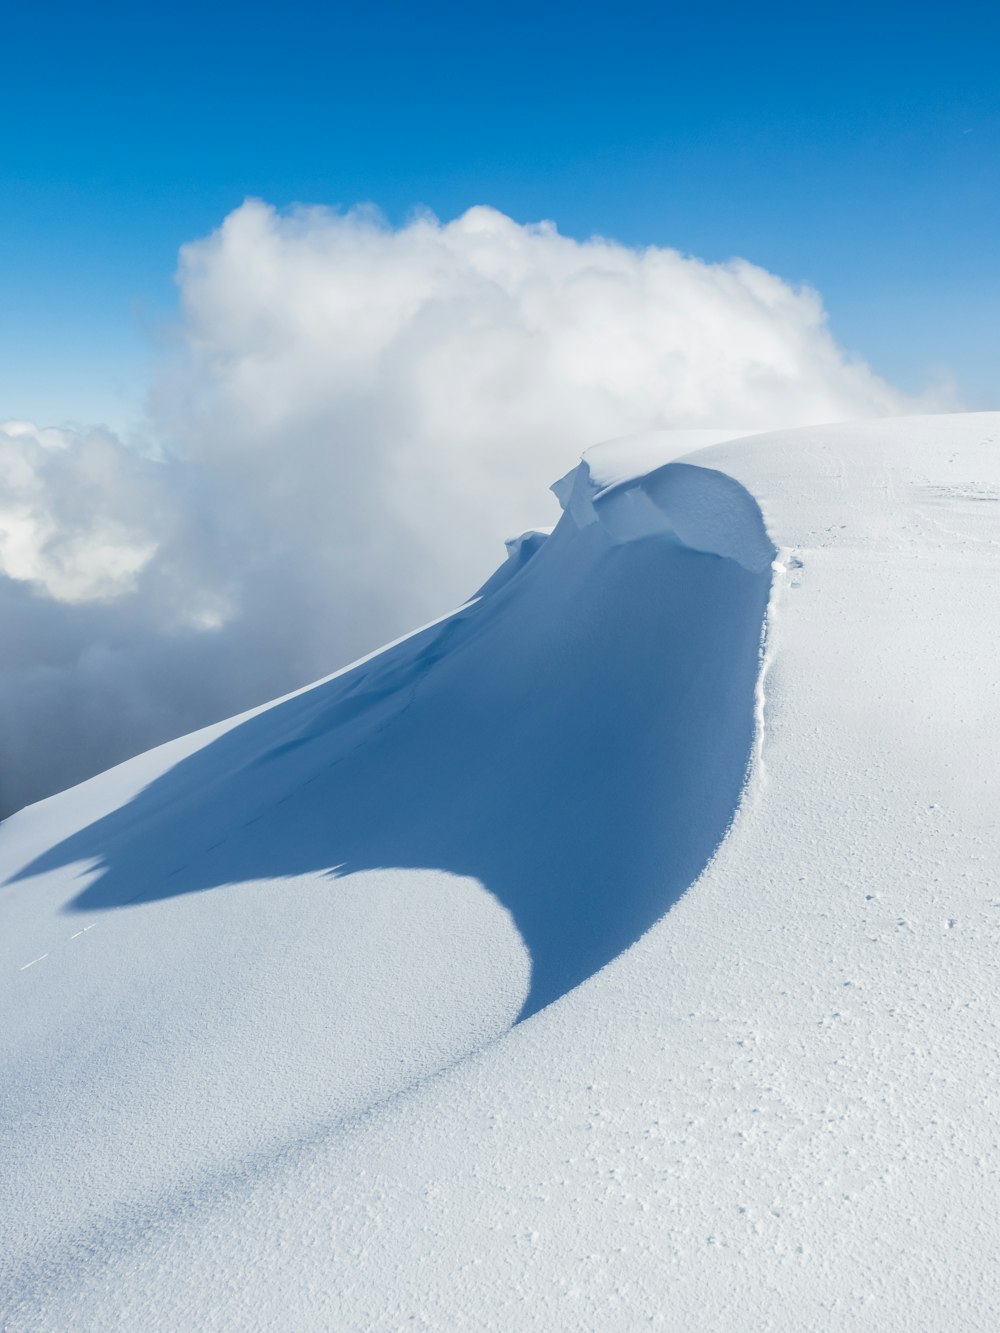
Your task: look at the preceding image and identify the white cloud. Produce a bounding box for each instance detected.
[0,421,161,601]
[0,201,917,815]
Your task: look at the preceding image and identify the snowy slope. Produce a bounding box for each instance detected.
[3,414,1000,1330]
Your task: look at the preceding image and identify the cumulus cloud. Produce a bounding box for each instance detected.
[1,201,915,816]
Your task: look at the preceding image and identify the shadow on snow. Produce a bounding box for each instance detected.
[10,471,773,1020]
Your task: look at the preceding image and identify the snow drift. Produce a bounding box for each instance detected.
[3,413,1000,1331]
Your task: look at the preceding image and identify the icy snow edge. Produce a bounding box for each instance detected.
[551,455,775,574]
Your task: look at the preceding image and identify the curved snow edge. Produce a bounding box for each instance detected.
[552,458,775,574]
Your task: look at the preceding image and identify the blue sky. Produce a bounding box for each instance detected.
[3,0,997,429]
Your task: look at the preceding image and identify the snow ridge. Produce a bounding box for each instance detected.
[0,428,816,1330]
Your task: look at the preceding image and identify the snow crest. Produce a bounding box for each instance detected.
[0,438,779,1325]
[553,455,775,571]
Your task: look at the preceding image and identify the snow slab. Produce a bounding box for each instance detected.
[2,412,1000,1330]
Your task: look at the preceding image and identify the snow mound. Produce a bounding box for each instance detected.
[4,413,1000,1330]
[0,452,773,1323]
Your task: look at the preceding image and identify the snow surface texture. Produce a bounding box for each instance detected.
[2,414,1000,1330]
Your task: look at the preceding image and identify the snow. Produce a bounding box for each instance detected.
[3,412,1000,1329]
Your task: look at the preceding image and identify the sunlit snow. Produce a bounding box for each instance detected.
[2,413,1000,1330]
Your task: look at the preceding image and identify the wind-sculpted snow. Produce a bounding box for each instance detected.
[6,415,1000,1331]
[8,459,772,1004]
[557,454,776,572]
[0,458,772,1316]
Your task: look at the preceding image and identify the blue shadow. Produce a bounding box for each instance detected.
[9,470,773,1020]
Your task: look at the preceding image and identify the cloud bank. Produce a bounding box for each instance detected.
[1,202,913,816]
